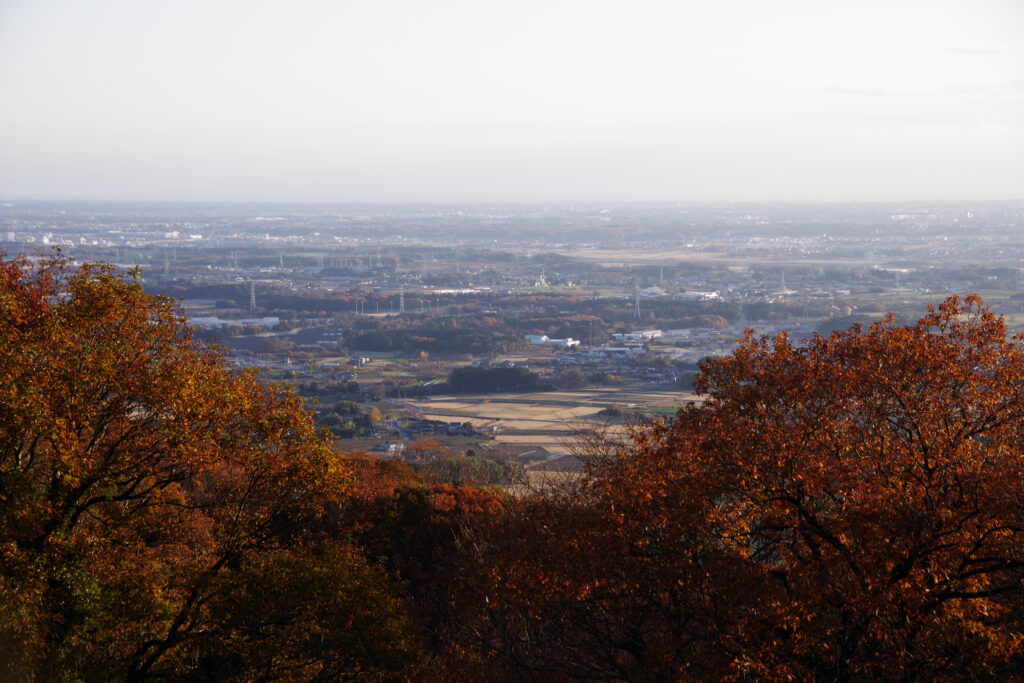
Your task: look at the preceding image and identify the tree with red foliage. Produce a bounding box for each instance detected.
[340,455,505,657]
[454,295,1024,679]
[0,256,422,680]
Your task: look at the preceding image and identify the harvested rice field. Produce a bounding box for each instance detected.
[407,387,698,452]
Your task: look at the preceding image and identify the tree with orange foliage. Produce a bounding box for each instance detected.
[338,454,506,657]
[0,256,422,680]
[454,295,1024,679]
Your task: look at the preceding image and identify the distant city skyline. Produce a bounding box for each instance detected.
[1,0,1021,202]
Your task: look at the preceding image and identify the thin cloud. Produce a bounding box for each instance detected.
[924,41,1023,56]
[822,80,1024,98]
[820,84,915,97]
[949,79,1024,95]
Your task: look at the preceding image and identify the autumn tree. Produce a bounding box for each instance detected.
[0,256,422,680]
[344,468,506,659]
[453,295,1024,679]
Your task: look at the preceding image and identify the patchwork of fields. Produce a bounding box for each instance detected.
[407,386,698,452]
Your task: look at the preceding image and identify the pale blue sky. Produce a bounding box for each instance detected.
[1,0,1021,201]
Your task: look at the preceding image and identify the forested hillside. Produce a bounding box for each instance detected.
[2,257,1022,680]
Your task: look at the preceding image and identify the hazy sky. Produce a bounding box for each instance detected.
[1,0,1021,202]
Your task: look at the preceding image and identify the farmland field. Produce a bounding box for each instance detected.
[407,386,697,452]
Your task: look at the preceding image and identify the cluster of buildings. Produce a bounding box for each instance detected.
[525,334,580,349]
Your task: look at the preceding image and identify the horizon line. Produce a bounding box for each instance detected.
[3,197,1022,207]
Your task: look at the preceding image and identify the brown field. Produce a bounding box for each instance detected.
[504,470,586,497]
[407,386,696,452]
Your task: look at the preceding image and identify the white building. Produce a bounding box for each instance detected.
[525,334,580,348]
[673,291,721,301]
[611,329,662,342]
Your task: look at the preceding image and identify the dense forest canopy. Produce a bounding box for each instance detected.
[2,256,1023,680]
[0,257,422,679]
[453,294,1024,679]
